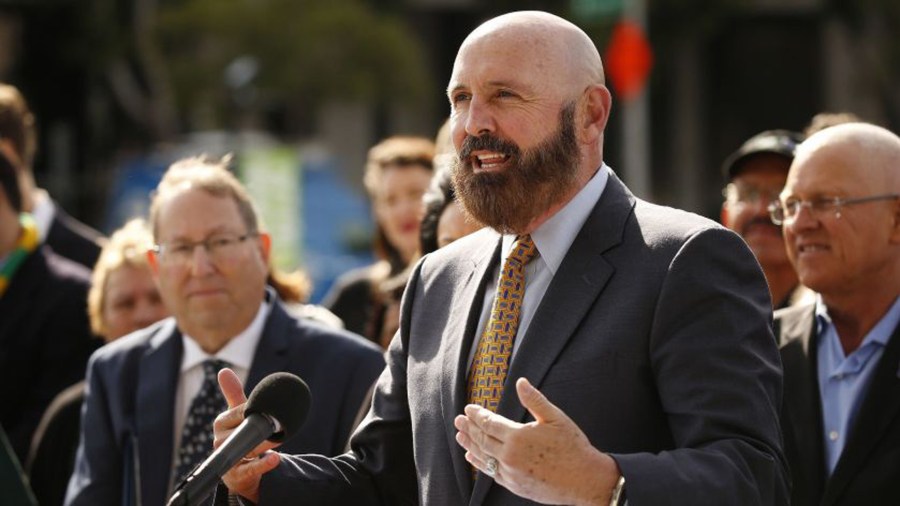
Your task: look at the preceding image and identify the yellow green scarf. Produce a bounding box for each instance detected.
[0,213,40,297]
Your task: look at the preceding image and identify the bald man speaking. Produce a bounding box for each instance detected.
[213,11,789,505]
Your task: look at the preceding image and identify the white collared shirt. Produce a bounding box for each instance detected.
[171,299,271,469]
[468,164,611,368]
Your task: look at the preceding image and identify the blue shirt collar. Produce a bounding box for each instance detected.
[501,164,610,275]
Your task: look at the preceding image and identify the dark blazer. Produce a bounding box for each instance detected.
[65,300,385,506]
[45,205,104,269]
[0,246,97,463]
[323,265,384,343]
[776,303,900,505]
[254,173,789,505]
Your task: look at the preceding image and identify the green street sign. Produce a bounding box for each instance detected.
[571,0,625,20]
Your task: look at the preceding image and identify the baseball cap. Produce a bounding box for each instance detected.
[722,129,804,181]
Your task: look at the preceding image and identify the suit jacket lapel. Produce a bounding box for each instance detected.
[438,233,501,503]
[135,320,181,506]
[823,321,900,504]
[778,305,826,502]
[246,303,292,392]
[496,174,629,425]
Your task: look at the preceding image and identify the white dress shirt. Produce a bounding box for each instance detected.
[171,299,271,476]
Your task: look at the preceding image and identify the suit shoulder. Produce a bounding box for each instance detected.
[40,246,92,286]
[287,314,383,361]
[632,199,727,241]
[89,319,173,366]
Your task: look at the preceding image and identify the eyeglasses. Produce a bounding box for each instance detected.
[768,193,900,225]
[723,183,781,206]
[153,232,258,265]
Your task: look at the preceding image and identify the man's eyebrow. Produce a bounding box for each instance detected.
[447,80,531,96]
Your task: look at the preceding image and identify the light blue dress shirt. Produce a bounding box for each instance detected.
[816,294,900,475]
[468,164,610,369]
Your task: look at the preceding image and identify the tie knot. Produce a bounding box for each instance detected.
[202,359,229,380]
[508,234,537,267]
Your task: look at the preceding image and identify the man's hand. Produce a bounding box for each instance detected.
[454,378,621,506]
[213,368,281,503]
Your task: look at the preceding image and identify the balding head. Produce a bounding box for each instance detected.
[793,122,900,193]
[456,11,604,99]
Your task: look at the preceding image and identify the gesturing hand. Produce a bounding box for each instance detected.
[454,378,621,505]
[213,368,281,503]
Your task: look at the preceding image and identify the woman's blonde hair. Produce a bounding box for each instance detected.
[87,218,155,338]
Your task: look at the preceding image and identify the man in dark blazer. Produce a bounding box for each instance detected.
[0,82,104,269]
[64,156,385,506]
[0,142,97,465]
[214,11,788,505]
[772,122,900,505]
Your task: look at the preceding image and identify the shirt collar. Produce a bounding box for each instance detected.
[30,189,54,243]
[501,164,610,275]
[180,298,271,373]
[815,293,900,350]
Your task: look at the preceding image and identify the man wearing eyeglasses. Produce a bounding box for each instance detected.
[65,157,386,506]
[772,122,900,505]
[721,129,814,309]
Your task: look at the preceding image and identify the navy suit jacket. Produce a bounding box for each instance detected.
[250,173,789,505]
[0,246,96,463]
[65,299,385,506]
[776,303,900,505]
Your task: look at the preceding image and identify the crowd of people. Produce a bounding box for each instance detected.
[0,9,899,506]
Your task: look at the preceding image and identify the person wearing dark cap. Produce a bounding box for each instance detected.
[722,129,814,309]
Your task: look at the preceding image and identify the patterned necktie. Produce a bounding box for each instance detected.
[468,234,537,411]
[173,359,230,484]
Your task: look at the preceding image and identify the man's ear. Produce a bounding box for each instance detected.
[890,200,900,244]
[579,85,612,145]
[258,232,272,262]
[147,247,160,274]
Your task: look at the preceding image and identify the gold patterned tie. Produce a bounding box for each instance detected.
[467,234,537,411]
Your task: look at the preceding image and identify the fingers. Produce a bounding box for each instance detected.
[515,377,562,424]
[222,451,281,503]
[213,405,246,449]
[454,410,507,462]
[218,368,247,408]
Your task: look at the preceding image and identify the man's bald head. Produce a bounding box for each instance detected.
[455,11,604,99]
[793,122,900,192]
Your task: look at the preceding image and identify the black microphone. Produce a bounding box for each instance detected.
[166,372,311,506]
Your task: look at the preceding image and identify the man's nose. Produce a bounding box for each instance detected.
[785,203,818,232]
[189,244,216,275]
[465,97,495,138]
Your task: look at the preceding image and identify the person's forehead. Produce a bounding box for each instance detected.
[786,144,867,193]
[451,29,565,90]
[156,187,244,238]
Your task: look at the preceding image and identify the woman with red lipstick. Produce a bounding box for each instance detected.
[323,136,435,345]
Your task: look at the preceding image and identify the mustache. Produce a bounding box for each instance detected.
[459,134,520,161]
[741,216,782,235]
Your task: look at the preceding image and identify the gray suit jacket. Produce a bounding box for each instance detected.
[776,303,900,505]
[256,173,789,505]
[65,298,385,506]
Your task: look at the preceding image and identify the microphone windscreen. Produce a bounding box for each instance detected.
[244,372,311,442]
